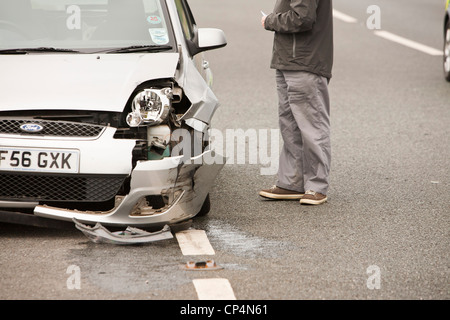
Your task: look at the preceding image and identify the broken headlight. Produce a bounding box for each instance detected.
[126,88,172,127]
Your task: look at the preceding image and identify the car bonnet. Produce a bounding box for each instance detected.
[0,52,179,112]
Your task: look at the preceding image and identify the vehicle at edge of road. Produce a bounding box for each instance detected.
[444,0,450,81]
[0,0,227,231]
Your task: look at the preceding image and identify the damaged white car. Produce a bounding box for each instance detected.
[0,0,227,234]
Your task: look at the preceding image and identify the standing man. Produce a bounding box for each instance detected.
[259,0,333,205]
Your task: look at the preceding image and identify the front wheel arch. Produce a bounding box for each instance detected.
[195,193,211,217]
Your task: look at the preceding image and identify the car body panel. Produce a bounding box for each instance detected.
[34,151,226,228]
[0,53,179,113]
[0,127,135,174]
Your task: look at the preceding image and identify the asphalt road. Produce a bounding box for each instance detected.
[0,0,448,302]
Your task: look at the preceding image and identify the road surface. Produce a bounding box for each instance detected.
[0,0,448,303]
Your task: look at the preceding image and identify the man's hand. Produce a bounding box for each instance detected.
[261,15,267,27]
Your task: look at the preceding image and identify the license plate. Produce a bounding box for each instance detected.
[0,147,79,173]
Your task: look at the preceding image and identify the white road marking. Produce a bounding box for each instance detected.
[193,278,236,300]
[176,229,237,299]
[374,30,443,56]
[333,9,358,23]
[175,229,215,256]
[333,8,443,56]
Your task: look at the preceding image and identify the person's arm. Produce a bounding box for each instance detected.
[264,0,319,33]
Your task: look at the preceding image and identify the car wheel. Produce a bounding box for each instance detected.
[444,19,450,82]
[196,194,211,217]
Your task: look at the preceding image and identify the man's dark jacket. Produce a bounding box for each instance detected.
[264,0,333,79]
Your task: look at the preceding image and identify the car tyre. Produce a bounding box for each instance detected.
[196,194,211,217]
[444,19,450,82]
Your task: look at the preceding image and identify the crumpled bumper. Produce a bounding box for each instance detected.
[34,150,225,228]
[74,219,174,244]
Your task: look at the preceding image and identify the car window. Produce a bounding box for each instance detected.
[174,0,196,41]
[0,0,175,52]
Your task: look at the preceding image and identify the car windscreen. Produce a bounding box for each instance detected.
[0,0,175,53]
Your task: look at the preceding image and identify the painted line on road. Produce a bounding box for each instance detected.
[176,229,215,255]
[176,229,237,300]
[193,278,237,300]
[333,9,443,56]
[333,9,358,23]
[374,30,443,56]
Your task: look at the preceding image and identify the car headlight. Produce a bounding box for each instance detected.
[126,88,172,127]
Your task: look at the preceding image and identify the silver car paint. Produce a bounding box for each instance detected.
[0,53,180,113]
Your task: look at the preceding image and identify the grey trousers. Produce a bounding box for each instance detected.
[275,70,331,195]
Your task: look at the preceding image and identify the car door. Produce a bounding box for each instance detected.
[174,0,213,87]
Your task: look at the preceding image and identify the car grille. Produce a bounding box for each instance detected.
[0,172,127,202]
[0,119,105,137]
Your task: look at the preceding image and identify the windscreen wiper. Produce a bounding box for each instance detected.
[103,45,173,54]
[0,47,80,54]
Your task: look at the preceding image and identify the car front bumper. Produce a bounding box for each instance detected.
[34,151,224,228]
[0,125,225,228]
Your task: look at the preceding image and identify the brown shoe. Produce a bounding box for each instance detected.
[259,185,304,200]
[300,190,328,205]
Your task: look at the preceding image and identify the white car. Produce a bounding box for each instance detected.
[0,0,227,234]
